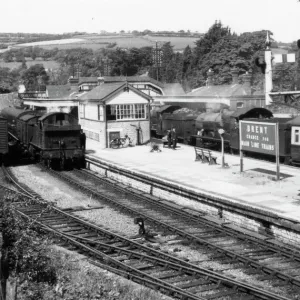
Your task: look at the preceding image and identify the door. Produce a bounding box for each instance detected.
[109,131,120,147]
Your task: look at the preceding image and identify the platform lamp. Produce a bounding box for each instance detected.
[218,128,226,168]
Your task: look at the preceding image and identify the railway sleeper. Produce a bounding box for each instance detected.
[177,278,208,289]
[155,270,184,280]
[51,222,84,228]
[60,228,91,235]
[165,275,191,284]
[194,283,221,293]
[42,219,72,225]
[40,215,69,221]
[127,263,154,270]
[205,289,238,300]
[277,265,300,272]
[58,225,85,232]
[75,232,99,239]
[194,233,226,240]
[230,295,255,300]
[245,254,278,260]
[109,255,129,261]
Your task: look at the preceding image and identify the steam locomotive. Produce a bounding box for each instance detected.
[0,107,84,169]
[152,106,300,165]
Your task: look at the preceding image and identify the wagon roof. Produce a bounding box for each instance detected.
[19,113,41,121]
[39,112,69,121]
[231,107,273,119]
[157,105,181,113]
[0,107,33,119]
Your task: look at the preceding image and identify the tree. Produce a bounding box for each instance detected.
[21,64,49,91]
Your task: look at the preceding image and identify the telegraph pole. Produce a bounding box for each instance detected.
[152,42,162,81]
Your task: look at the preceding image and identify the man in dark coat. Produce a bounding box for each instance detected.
[171,128,177,150]
[80,130,86,152]
[167,129,172,148]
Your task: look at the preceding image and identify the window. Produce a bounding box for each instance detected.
[79,104,85,118]
[98,105,104,121]
[106,104,148,121]
[292,127,300,145]
[237,102,244,109]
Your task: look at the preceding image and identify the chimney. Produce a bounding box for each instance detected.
[97,77,105,85]
[207,69,214,86]
[242,72,252,95]
[68,76,79,86]
[231,68,239,84]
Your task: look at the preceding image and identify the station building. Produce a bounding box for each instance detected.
[78,82,152,148]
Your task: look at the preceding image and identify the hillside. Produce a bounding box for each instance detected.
[1,34,200,52]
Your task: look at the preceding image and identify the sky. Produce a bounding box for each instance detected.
[1,0,300,42]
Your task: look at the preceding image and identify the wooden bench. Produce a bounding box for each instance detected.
[163,140,169,148]
[194,147,217,165]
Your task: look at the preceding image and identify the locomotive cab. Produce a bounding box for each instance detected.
[32,112,83,169]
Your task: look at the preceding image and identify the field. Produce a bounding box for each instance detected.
[6,34,199,52]
[144,35,199,49]
[0,59,59,70]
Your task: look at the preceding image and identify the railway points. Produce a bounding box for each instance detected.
[3,165,300,299]
[85,138,300,244]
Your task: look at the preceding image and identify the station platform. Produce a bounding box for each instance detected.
[85,139,300,224]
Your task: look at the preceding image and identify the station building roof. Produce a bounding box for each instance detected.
[79,82,152,103]
[46,85,76,99]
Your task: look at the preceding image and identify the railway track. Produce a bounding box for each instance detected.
[0,168,292,300]
[37,167,300,296]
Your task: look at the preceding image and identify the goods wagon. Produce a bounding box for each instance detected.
[152,105,182,137]
[0,117,8,165]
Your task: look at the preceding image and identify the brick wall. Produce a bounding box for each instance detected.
[107,120,150,146]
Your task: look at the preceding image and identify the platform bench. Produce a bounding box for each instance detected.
[163,140,169,148]
[194,147,217,165]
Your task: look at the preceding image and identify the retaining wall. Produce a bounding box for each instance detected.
[86,155,300,246]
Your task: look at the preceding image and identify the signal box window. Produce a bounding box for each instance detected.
[106,104,147,121]
[292,127,300,145]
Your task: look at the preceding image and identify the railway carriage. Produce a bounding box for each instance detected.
[287,116,300,165]
[153,105,300,165]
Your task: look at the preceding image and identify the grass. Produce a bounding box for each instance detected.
[144,35,199,49]
[15,245,171,300]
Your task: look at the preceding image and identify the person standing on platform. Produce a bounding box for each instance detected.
[171,127,177,150]
[80,130,86,152]
[167,129,172,148]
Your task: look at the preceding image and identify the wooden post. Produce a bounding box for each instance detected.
[239,121,243,173]
[275,123,280,181]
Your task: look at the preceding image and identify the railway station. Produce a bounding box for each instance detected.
[3,26,300,299]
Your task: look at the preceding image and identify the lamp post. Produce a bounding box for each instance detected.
[218,128,226,168]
